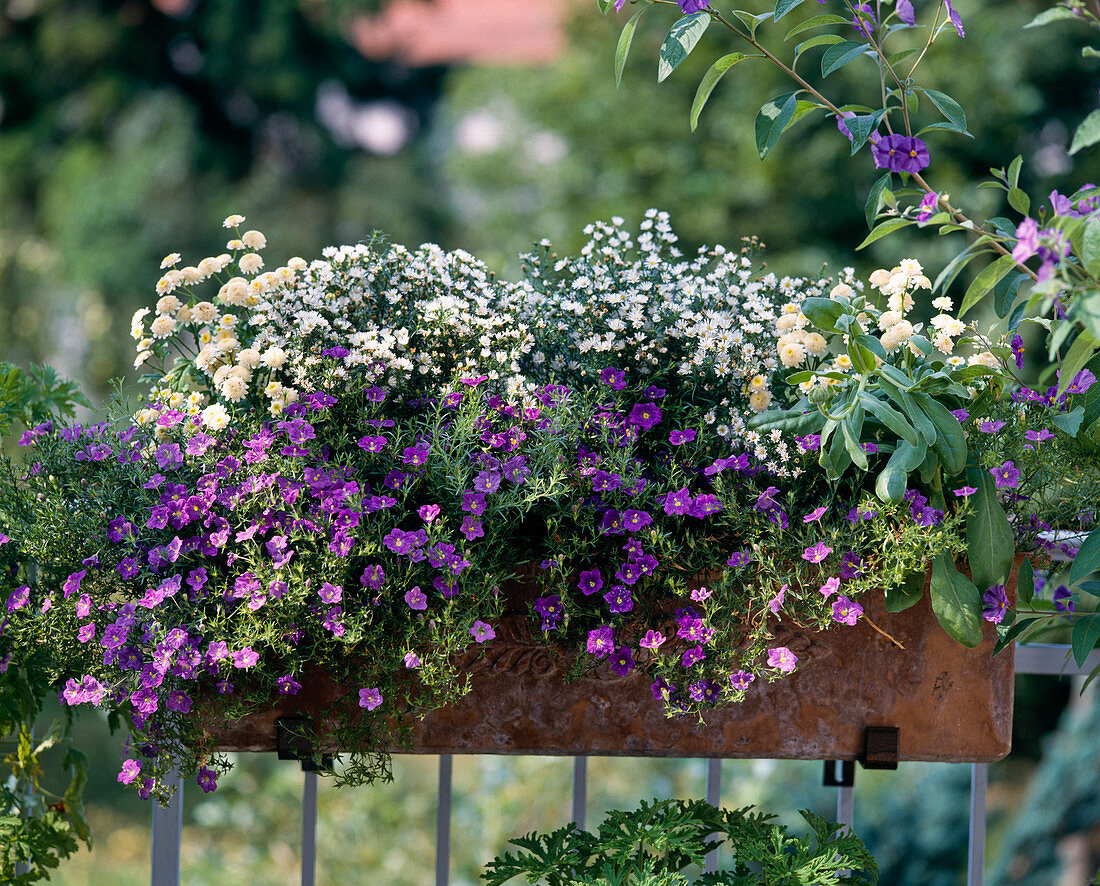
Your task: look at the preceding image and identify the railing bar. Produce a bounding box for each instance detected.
[301,769,318,886]
[704,758,722,873]
[150,770,183,886]
[436,754,453,886]
[835,783,854,830]
[571,756,587,831]
[967,762,988,886]
[1015,643,1100,675]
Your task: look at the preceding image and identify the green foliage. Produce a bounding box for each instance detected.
[482,798,879,886]
[0,363,89,438]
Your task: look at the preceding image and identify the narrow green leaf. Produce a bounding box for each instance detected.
[1068,524,1100,586]
[732,8,772,39]
[615,3,650,88]
[964,470,1015,593]
[884,569,926,612]
[754,91,798,159]
[784,12,849,40]
[1071,613,1100,667]
[925,400,966,475]
[860,392,918,445]
[844,110,887,154]
[794,33,844,59]
[930,554,984,648]
[597,0,615,13]
[841,415,869,469]
[1056,330,1098,398]
[1007,187,1030,216]
[1024,6,1083,28]
[917,87,967,133]
[993,616,1043,656]
[1070,109,1100,156]
[690,53,752,131]
[856,217,913,249]
[991,271,1026,319]
[773,0,807,20]
[1007,155,1023,188]
[658,12,712,83]
[821,40,869,77]
[1083,218,1100,278]
[959,254,1017,318]
[865,172,891,228]
[933,246,982,292]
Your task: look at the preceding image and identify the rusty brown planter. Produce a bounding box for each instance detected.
[209,561,1018,763]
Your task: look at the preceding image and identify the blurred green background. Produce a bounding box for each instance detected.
[4,0,1100,881]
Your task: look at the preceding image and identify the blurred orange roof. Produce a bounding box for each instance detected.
[350,0,574,66]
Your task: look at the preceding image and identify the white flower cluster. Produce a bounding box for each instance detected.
[503,210,833,472]
[249,239,529,395]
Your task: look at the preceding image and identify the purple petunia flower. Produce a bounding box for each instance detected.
[831,596,864,626]
[991,461,1021,489]
[767,647,798,673]
[663,487,693,516]
[802,542,833,563]
[767,584,787,615]
[872,134,931,174]
[677,0,709,11]
[1053,584,1075,613]
[610,646,636,675]
[603,586,634,614]
[627,402,662,432]
[587,625,615,658]
[979,421,1006,433]
[729,670,755,690]
[681,645,706,668]
[405,586,428,610]
[470,620,496,643]
[231,647,259,668]
[640,630,666,650]
[803,506,827,523]
[359,687,383,710]
[669,428,696,445]
[600,367,626,390]
[118,759,142,785]
[277,675,302,695]
[197,766,218,793]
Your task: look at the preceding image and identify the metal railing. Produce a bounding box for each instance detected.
[146,641,1100,886]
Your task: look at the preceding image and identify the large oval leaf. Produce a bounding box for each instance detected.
[754,92,798,159]
[964,468,1015,593]
[930,555,983,648]
[690,53,754,132]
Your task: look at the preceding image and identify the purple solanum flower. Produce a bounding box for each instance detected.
[872,134,931,174]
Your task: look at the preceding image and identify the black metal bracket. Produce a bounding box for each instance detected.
[822,759,856,787]
[861,726,900,770]
[276,716,333,772]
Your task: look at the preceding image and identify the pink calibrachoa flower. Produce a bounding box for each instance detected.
[802,542,832,563]
[803,506,827,523]
[470,620,496,643]
[640,630,666,650]
[404,652,421,668]
[358,687,383,710]
[118,759,142,785]
[954,487,977,498]
[690,586,713,602]
[767,584,787,615]
[767,647,798,673]
[819,577,841,598]
[831,596,863,626]
[231,647,259,668]
[418,504,440,523]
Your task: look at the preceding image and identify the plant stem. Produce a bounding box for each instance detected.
[863,615,905,648]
